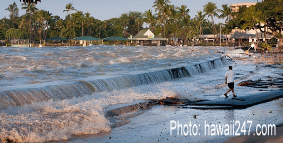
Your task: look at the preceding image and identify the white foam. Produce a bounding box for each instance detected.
[0,84,177,142]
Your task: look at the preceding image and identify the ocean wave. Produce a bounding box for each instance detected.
[0,85,175,142]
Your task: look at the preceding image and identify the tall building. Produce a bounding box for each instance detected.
[228,2,273,44]
[229,3,256,12]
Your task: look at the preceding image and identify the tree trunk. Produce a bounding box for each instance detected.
[264,17,267,43]
[82,22,84,36]
[68,12,71,46]
[164,23,166,38]
[39,26,42,45]
[29,8,32,47]
[211,15,215,46]
[279,38,283,53]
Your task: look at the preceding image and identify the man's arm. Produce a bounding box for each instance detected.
[225,76,227,84]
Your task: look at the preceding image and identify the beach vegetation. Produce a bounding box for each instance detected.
[0,0,281,47]
[203,2,219,46]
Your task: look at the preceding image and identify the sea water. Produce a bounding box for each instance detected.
[0,45,282,142]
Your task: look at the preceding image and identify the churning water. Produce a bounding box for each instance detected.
[0,45,273,142]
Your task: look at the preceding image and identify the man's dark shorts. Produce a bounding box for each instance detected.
[228,82,234,89]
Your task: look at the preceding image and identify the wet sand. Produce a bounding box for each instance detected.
[223,52,283,142]
[69,98,283,143]
[225,127,283,143]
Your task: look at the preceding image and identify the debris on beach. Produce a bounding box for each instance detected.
[238,77,283,89]
[150,97,207,106]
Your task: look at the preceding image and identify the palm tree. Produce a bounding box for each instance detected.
[219,4,232,45]
[178,5,190,17]
[153,0,171,37]
[5,2,19,28]
[84,12,91,36]
[143,9,156,32]
[195,11,206,40]
[241,6,261,47]
[20,0,41,4]
[35,10,51,45]
[203,2,218,46]
[136,14,144,33]
[127,11,143,36]
[120,13,129,37]
[22,3,38,46]
[178,5,190,45]
[63,3,76,19]
[63,3,76,45]
[168,5,179,44]
[80,12,86,36]
[219,4,232,24]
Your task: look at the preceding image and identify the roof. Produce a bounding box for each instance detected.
[133,29,150,38]
[229,3,256,7]
[103,36,129,41]
[74,36,100,41]
[130,29,167,40]
[231,32,255,39]
[45,37,68,41]
[199,34,228,39]
[231,32,273,39]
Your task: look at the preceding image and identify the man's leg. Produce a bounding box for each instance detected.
[224,89,231,97]
[232,89,237,97]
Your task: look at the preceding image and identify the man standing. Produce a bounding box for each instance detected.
[224,66,237,98]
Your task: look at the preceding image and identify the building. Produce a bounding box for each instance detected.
[229,2,274,44]
[229,3,256,12]
[129,29,168,46]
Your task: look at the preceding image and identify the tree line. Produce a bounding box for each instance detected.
[0,0,282,47]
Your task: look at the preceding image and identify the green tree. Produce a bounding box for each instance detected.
[35,10,51,44]
[71,11,84,37]
[153,0,171,37]
[5,2,19,28]
[0,18,11,39]
[219,4,232,24]
[195,11,206,40]
[127,11,143,36]
[256,0,283,48]
[84,12,91,36]
[241,6,261,31]
[219,4,232,44]
[22,2,38,46]
[178,5,191,45]
[5,28,24,41]
[20,0,41,4]
[203,2,218,46]
[168,5,179,41]
[63,3,76,44]
[143,9,156,33]
[120,13,129,37]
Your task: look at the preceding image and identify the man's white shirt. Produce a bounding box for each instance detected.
[225,70,234,83]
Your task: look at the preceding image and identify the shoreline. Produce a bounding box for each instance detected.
[69,98,283,143]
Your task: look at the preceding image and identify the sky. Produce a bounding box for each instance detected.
[0,0,259,23]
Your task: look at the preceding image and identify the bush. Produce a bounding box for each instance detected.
[269,37,277,44]
[260,43,271,51]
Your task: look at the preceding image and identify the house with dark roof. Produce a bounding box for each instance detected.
[128,29,168,46]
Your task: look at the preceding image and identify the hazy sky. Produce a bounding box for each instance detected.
[1,0,259,23]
